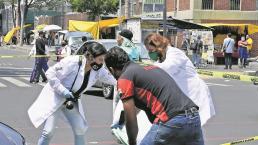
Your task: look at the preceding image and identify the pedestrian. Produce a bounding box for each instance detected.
[33,31,49,83]
[117,29,140,61]
[144,33,215,126]
[28,42,116,145]
[181,34,190,55]
[0,34,2,46]
[190,35,203,67]
[246,34,253,61]
[60,40,71,60]
[111,29,141,129]
[222,33,235,69]
[12,35,17,45]
[105,47,204,145]
[238,35,248,68]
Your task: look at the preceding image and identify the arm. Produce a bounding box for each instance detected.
[45,56,76,96]
[98,65,117,85]
[29,45,36,56]
[123,98,138,145]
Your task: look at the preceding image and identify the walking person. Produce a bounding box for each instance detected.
[238,35,248,68]
[28,42,116,145]
[29,32,48,83]
[105,47,204,145]
[190,35,203,68]
[246,35,253,65]
[222,33,235,69]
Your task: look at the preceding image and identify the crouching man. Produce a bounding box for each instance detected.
[105,46,204,145]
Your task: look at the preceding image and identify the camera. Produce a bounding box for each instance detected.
[65,95,80,110]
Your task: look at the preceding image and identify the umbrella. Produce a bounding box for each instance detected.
[43,25,62,31]
[0,122,25,145]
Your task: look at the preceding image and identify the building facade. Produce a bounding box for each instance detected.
[141,0,258,56]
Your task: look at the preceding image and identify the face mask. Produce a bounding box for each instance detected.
[90,62,103,71]
[148,52,159,61]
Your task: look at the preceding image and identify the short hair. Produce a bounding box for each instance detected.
[82,36,87,42]
[119,29,133,41]
[144,33,169,50]
[38,31,44,36]
[227,33,232,37]
[105,46,130,70]
[86,42,107,58]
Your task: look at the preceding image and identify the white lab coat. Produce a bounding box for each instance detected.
[154,46,215,126]
[28,55,116,128]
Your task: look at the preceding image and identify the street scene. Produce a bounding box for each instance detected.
[0,0,258,145]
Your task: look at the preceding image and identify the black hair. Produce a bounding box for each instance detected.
[82,36,87,42]
[105,46,130,70]
[227,33,232,37]
[86,42,107,58]
[119,29,133,41]
[39,31,44,36]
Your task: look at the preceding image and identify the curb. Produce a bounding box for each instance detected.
[197,69,258,84]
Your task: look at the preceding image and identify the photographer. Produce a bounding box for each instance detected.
[28,42,116,145]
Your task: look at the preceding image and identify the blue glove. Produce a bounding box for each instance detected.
[62,89,74,99]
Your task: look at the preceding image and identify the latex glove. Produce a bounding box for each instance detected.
[62,89,74,99]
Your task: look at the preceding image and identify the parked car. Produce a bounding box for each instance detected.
[0,122,26,145]
[75,39,150,99]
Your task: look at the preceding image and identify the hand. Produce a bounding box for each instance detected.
[63,89,74,99]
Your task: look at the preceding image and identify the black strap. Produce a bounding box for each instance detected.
[73,70,90,97]
[226,40,231,48]
[69,56,83,92]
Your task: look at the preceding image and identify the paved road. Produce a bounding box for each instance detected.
[1,46,258,145]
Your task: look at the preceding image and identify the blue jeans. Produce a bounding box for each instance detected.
[38,103,88,145]
[192,53,201,67]
[140,112,204,145]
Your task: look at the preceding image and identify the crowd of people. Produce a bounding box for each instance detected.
[27,29,215,145]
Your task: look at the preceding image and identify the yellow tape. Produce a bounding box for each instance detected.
[0,55,84,58]
[221,136,258,145]
[197,70,258,84]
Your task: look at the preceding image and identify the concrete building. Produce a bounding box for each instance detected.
[141,0,258,56]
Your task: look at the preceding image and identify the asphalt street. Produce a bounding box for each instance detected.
[0,46,258,145]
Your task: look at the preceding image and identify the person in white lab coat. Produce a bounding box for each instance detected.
[28,41,116,145]
[144,33,215,126]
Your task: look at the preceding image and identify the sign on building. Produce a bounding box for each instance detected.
[126,18,142,43]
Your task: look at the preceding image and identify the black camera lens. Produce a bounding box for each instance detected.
[66,100,74,110]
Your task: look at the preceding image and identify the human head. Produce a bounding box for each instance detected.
[227,33,232,38]
[197,35,202,40]
[246,35,250,39]
[117,29,133,46]
[241,35,245,41]
[38,31,44,37]
[61,40,67,47]
[144,33,170,62]
[105,46,130,79]
[82,36,87,42]
[85,42,107,71]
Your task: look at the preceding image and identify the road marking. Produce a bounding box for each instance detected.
[1,77,31,87]
[20,77,45,87]
[0,82,7,87]
[206,82,232,87]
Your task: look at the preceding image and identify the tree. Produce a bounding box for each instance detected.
[69,0,119,20]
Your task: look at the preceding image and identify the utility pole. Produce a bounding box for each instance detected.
[19,0,24,46]
[163,0,167,37]
[119,0,122,30]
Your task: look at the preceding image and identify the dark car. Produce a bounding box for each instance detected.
[75,39,150,99]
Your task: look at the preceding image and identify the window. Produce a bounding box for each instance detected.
[154,4,163,12]
[202,0,213,10]
[143,4,154,12]
[230,0,240,10]
[256,0,258,10]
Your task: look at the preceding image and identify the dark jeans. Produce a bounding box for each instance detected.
[32,57,48,82]
[140,112,204,145]
[224,53,232,69]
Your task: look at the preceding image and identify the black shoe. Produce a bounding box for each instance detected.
[224,67,228,69]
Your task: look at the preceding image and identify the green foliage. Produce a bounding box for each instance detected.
[69,0,119,19]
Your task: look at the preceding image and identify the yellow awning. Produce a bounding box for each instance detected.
[35,24,47,30]
[201,23,258,34]
[69,20,99,39]
[4,24,32,43]
[68,17,124,39]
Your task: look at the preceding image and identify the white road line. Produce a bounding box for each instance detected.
[2,77,31,87]
[0,82,7,87]
[21,77,45,87]
[206,82,232,87]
